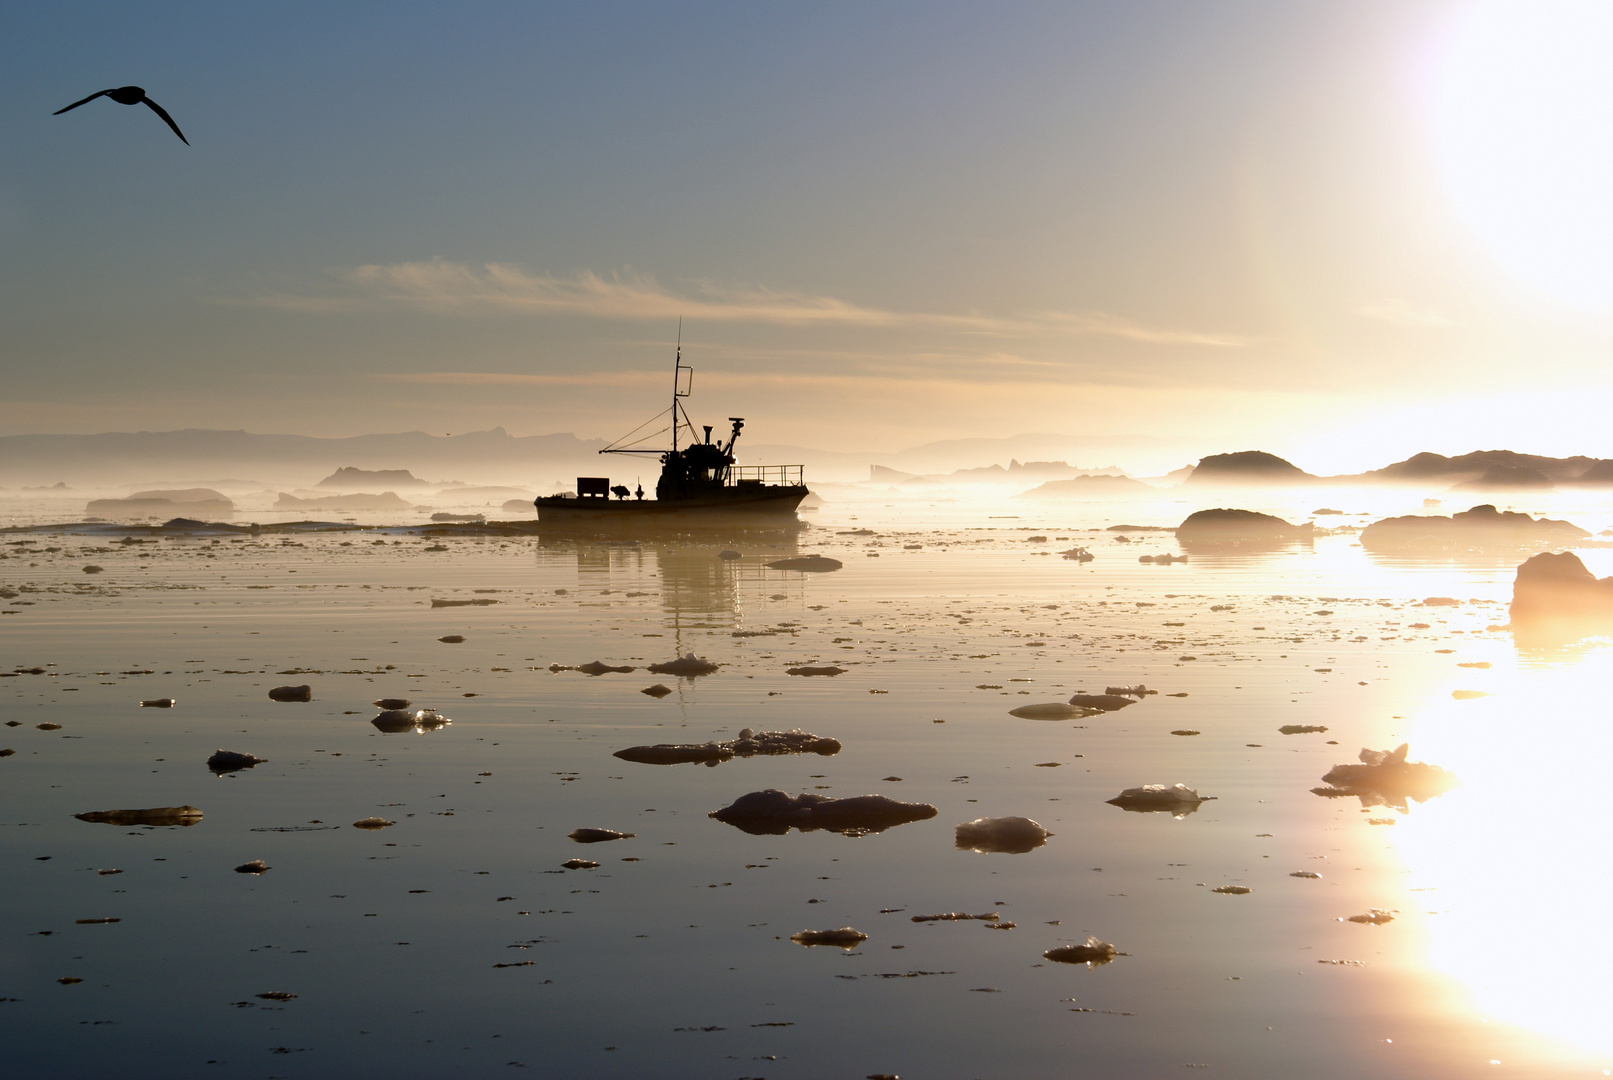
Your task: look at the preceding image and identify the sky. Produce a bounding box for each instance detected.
[3,0,1612,474]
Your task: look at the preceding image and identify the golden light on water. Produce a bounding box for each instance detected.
[1399,653,1613,1060]
[1429,0,1613,308]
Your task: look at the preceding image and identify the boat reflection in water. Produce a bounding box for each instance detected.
[539,531,806,637]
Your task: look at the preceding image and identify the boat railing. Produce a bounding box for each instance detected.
[727,464,804,487]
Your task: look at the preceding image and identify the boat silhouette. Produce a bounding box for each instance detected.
[536,335,808,529]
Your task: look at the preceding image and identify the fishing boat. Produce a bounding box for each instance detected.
[535,343,809,528]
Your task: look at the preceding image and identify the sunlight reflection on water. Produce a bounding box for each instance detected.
[2,491,1612,1077]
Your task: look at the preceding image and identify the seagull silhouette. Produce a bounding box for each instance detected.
[54,86,188,145]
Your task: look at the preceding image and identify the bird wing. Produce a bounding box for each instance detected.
[54,89,114,115]
[140,96,188,145]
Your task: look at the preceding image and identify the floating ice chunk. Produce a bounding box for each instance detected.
[139,698,175,708]
[267,684,312,702]
[234,859,269,874]
[568,828,635,843]
[785,665,845,677]
[561,858,600,870]
[1278,725,1329,735]
[1212,885,1251,895]
[207,749,264,773]
[709,789,937,836]
[954,816,1051,854]
[765,555,843,572]
[1043,936,1116,967]
[1346,909,1395,925]
[549,660,635,675]
[1314,744,1457,809]
[1068,693,1136,711]
[616,729,841,766]
[372,698,411,710]
[371,708,451,734]
[647,654,719,677]
[1106,784,1213,815]
[437,635,465,644]
[640,684,673,697]
[1104,685,1157,696]
[1009,702,1091,720]
[911,912,999,923]
[790,927,867,949]
[575,660,633,675]
[76,805,202,827]
[615,741,730,764]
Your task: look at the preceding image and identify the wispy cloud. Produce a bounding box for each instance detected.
[1359,298,1450,328]
[245,260,1246,347]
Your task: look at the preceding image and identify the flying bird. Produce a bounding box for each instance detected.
[54,86,188,144]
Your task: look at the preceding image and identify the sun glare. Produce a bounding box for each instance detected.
[1399,658,1613,1059]
[1428,0,1613,309]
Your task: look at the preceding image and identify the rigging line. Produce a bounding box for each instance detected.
[600,406,676,453]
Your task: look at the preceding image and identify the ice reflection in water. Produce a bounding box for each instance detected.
[4,500,1613,1077]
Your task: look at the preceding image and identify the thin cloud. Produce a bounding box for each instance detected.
[377,370,665,387]
[1359,299,1450,328]
[244,260,1246,347]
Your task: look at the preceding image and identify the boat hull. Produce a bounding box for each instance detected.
[536,485,808,527]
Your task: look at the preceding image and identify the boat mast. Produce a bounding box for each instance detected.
[671,318,680,455]
[670,317,693,454]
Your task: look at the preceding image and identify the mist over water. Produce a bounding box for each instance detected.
[3,481,1612,1078]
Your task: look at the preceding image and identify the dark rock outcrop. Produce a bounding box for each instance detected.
[1360,504,1587,552]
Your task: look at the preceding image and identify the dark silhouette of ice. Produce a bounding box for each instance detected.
[616,728,841,765]
[709,789,937,835]
[647,654,719,676]
[76,806,202,826]
[1177,508,1312,544]
[207,749,264,773]
[568,828,634,843]
[1312,744,1457,809]
[1361,504,1587,552]
[1043,936,1116,967]
[791,927,867,948]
